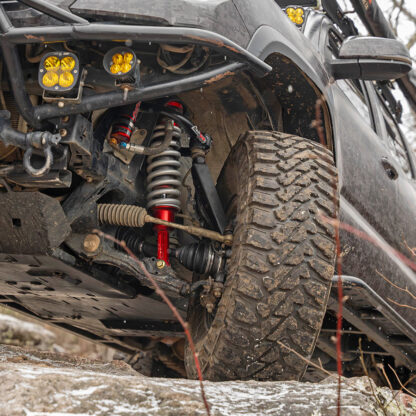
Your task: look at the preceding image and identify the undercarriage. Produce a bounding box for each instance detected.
[0,7,279,372]
[0,0,415,385]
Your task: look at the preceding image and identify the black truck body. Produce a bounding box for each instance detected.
[0,0,415,380]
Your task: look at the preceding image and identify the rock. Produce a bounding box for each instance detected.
[0,311,115,360]
[0,345,414,415]
[0,313,55,349]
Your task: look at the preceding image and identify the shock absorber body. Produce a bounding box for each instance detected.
[146,106,182,265]
[109,102,141,146]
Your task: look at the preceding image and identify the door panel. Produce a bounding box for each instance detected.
[331,81,416,328]
[369,85,416,252]
[332,83,400,249]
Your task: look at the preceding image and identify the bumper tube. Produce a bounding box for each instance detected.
[0,3,272,128]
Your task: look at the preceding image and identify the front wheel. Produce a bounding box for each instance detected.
[185,131,338,381]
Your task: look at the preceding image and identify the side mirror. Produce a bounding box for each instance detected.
[331,36,412,81]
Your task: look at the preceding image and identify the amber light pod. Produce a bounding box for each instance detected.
[286,7,305,26]
[39,52,79,92]
[103,47,137,78]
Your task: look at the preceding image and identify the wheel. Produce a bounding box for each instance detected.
[184,131,338,381]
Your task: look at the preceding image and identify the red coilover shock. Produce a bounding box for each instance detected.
[146,101,183,265]
[109,102,141,146]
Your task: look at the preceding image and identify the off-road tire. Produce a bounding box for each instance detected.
[185,131,338,381]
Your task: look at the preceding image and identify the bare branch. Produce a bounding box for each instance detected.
[404,240,416,258]
[93,230,211,416]
[358,338,389,416]
[376,270,416,301]
[277,341,332,377]
[388,298,416,310]
[391,0,416,23]
[388,364,416,398]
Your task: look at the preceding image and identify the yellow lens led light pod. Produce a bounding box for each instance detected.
[104,47,137,78]
[59,71,74,88]
[286,7,305,26]
[112,53,124,65]
[44,56,60,71]
[110,64,122,74]
[121,62,132,73]
[39,52,79,92]
[60,56,76,71]
[42,71,59,88]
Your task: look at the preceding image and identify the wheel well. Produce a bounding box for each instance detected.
[257,53,333,151]
[178,55,333,179]
[179,73,277,180]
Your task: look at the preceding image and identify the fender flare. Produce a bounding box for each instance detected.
[247,25,334,148]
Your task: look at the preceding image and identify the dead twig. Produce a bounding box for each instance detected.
[387,298,416,311]
[321,216,416,312]
[358,338,389,416]
[320,215,416,274]
[376,270,416,302]
[371,354,387,387]
[277,341,332,377]
[93,230,211,416]
[379,362,394,391]
[388,364,416,398]
[385,370,416,410]
[376,359,404,413]
[404,240,416,259]
[279,339,409,412]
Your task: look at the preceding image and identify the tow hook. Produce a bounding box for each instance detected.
[0,110,61,176]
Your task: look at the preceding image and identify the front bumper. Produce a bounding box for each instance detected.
[0,0,272,128]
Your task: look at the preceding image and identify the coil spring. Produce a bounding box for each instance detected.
[146,120,182,211]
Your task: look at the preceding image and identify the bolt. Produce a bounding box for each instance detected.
[109,137,118,146]
[83,234,101,253]
[213,288,222,298]
[57,101,65,108]
[61,115,70,123]
[156,260,166,269]
[75,169,83,175]
[59,129,67,137]
[86,176,93,183]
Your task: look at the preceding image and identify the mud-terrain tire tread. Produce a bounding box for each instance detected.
[185,131,338,381]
